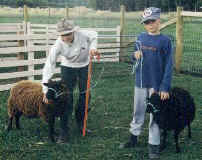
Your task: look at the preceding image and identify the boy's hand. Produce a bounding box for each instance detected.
[134,51,142,59]
[159,92,169,100]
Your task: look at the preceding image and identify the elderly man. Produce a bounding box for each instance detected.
[42,18,99,143]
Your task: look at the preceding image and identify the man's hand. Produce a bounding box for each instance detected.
[134,51,142,59]
[43,94,49,104]
[90,49,100,61]
[89,49,99,56]
[159,92,169,100]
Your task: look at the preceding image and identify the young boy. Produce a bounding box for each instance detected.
[122,7,173,159]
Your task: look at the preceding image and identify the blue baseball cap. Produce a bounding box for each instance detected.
[141,7,161,24]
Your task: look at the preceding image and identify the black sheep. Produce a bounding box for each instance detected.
[146,87,195,153]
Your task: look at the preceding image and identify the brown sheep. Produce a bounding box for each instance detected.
[7,80,69,142]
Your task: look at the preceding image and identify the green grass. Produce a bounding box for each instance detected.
[0,63,202,160]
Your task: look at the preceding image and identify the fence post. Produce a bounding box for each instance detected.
[24,5,29,22]
[48,7,51,17]
[27,22,34,80]
[175,7,183,73]
[120,5,125,62]
[66,7,69,19]
[116,25,121,62]
[17,5,29,78]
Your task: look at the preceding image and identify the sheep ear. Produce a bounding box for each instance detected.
[43,83,49,87]
[61,79,65,84]
[48,79,53,83]
[60,80,66,87]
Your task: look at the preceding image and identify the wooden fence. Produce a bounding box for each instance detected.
[175,7,202,73]
[0,22,120,91]
[1,7,202,91]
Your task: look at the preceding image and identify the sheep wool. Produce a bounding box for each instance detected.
[8,80,48,120]
[146,87,195,153]
[7,80,68,142]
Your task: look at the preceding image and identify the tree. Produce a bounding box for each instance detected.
[0,0,201,11]
[120,0,135,11]
[135,0,147,11]
[88,0,96,9]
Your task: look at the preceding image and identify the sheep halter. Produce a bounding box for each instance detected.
[146,102,160,113]
[48,87,64,99]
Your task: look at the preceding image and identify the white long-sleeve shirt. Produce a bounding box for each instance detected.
[42,30,98,93]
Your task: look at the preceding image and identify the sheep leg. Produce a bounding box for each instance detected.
[160,129,167,151]
[47,116,55,142]
[174,130,181,153]
[15,112,22,129]
[188,123,192,138]
[7,117,13,132]
[35,120,44,139]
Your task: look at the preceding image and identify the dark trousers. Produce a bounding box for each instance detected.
[61,65,90,131]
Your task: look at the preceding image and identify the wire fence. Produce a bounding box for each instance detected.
[181,17,202,75]
[0,3,202,79]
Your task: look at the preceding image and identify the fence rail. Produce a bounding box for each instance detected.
[0,22,120,91]
[1,7,202,91]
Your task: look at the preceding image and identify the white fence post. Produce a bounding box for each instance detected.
[27,22,34,80]
[116,25,120,62]
[46,24,50,58]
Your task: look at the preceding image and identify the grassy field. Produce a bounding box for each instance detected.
[0,9,202,160]
[0,63,202,160]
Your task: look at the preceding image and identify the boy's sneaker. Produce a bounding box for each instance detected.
[119,134,137,148]
[148,144,160,159]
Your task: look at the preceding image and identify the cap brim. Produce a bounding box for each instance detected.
[57,26,80,36]
[141,16,159,24]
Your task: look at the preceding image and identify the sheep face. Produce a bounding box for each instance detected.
[43,80,67,102]
[146,93,169,128]
[146,93,161,114]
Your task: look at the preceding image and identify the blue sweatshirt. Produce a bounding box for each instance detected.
[133,32,173,92]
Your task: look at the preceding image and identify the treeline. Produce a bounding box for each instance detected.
[0,0,88,8]
[90,0,202,11]
[0,0,202,11]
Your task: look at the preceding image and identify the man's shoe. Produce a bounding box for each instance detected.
[148,144,160,159]
[56,136,69,144]
[56,130,69,144]
[119,134,137,148]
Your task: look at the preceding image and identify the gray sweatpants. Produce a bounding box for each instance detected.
[129,87,160,145]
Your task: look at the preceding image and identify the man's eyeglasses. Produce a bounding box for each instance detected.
[143,19,156,25]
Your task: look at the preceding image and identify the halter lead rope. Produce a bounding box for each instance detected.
[132,40,144,88]
[132,40,143,74]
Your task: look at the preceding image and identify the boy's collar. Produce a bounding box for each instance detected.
[148,32,160,35]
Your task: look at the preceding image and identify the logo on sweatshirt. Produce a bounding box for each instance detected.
[142,45,157,52]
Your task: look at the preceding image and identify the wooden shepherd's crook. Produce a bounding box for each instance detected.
[82,54,100,136]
